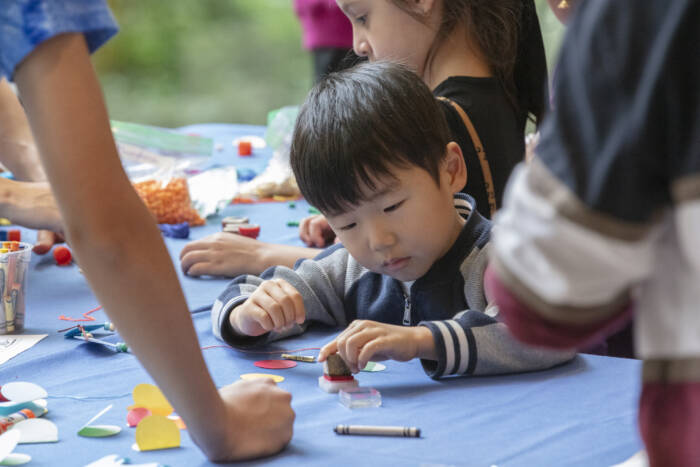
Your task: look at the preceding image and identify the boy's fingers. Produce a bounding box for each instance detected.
[250,305,275,332]
[252,290,286,330]
[276,279,306,324]
[357,339,384,371]
[318,340,338,362]
[268,280,299,327]
[344,328,383,373]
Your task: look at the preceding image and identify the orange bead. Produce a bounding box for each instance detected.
[238,141,253,156]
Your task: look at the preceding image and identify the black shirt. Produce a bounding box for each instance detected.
[434,76,526,218]
[538,0,700,223]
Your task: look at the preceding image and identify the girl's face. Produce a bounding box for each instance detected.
[336,0,437,77]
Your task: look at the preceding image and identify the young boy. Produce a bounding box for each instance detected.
[212,61,573,378]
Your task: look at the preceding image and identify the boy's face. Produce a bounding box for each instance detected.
[336,0,436,78]
[324,143,466,282]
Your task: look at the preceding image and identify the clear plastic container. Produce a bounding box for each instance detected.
[339,387,382,409]
[0,242,32,334]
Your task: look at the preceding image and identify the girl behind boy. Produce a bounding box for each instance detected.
[180,0,548,277]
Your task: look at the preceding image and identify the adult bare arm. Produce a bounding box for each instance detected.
[0,78,62,252]
[181,231,320,277]
[0,78,46,181]
[15,33,293,461]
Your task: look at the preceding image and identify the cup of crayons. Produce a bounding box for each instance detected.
[0,241,31,334]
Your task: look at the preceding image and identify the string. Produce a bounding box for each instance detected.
[58,305,102,322]
[201,345,320,355]
[48,393,131,401]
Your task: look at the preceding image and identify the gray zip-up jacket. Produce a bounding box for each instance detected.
[212,194,574,379]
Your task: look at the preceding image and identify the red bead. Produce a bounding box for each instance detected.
[238,224,260,239]
[7,230,20,242]
[238,141,253,156]
[53,246,72,266]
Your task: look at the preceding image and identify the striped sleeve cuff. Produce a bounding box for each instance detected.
[210,295,271,349]
[419,320,476,379]
[485,264,633,350]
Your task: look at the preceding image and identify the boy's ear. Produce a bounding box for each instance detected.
[443,142,467,194]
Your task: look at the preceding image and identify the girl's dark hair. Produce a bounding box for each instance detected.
[290,61,451,216]
[391,0,548,125]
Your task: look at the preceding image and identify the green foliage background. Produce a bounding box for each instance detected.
[95,0,564,128]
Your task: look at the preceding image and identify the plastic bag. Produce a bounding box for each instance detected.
[133,177,205,226]
[112,120,212,179]
[237,107,301,199]
[112,121,212,225]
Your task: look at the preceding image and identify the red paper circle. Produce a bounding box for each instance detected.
[254,359,297,370]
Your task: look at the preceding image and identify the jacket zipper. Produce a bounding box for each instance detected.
[402,293,411,326]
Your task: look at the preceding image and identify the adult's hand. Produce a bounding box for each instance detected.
[33,230,65,255]
[0,179,64,234]
[180,232,323,277]
[180,232,268,277]
[199,379,294,461]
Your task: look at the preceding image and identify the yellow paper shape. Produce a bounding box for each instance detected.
[130,384,173,416]
[134,415,180,451]
[240,373,284,383]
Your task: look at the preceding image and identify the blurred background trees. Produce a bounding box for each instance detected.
[96,0,564,128]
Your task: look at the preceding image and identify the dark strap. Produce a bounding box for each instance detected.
[437,97,497,217]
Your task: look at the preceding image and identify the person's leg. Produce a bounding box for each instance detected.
[640,360,700,466]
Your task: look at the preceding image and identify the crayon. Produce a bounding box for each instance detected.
[333,425,421,437]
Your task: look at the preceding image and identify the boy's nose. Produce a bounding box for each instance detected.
[368,226,396,252]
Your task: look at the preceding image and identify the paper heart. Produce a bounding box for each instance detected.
[129,384,173,417]
[0,429,30,465]
[0,383,48,414]
[0,383,47,405]
[133,415,180,451]
[10,419,58,444]
[0,431,20,464]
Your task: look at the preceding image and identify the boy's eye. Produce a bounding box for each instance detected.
[339,222,357,231]
[355,14,367,25]
[384,200,405,213]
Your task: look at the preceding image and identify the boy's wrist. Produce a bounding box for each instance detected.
[413,326,437,360]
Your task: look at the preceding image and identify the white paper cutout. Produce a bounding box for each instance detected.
[9,418,58,444]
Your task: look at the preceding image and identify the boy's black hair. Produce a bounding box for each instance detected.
[290,61,451,216]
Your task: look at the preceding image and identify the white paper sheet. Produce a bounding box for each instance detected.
[0,335,47,366]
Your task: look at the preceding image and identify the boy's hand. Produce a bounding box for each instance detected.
[298,214,336,247]
[230,279,305,336]
[209,378,294,461]
[317,320,436,373]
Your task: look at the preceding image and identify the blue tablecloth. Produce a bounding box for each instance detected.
[2,124,643,467]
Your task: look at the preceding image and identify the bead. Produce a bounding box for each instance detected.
[238,141,253,156]
[53,246,72,266]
